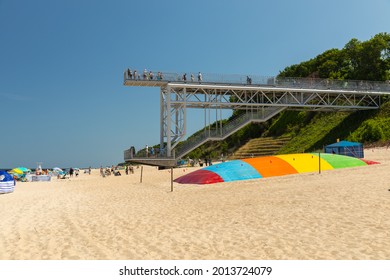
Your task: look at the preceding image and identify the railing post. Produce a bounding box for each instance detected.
[160,87,165,156]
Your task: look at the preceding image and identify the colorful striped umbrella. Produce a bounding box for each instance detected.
[10,168,24,175]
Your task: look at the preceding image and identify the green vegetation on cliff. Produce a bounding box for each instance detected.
[278,32,390,81]
[183,33,390,159]
[187,101,390,160]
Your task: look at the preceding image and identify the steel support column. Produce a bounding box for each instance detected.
[159,86,165,155]
[161,85,187,157]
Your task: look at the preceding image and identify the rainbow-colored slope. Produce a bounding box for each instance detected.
[174,153,378,184]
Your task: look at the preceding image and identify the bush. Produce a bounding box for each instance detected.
[350,119,385,142]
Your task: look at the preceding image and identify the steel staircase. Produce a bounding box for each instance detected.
[174,107,286,158]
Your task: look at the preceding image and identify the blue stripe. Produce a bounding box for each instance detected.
[204,160,261,182]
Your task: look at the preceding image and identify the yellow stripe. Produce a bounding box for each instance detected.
[275,154,334,173]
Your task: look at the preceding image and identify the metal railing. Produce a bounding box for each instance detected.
[124,69,390,93]
[124,146,175,160]
[173,112,253,158]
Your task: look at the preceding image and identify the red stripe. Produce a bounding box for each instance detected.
[174,169,224,184]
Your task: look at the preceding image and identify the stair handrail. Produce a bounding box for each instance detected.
[175,108,285,158]
[174,112,251,158]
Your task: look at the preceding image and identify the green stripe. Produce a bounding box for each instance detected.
[311,153,366,169]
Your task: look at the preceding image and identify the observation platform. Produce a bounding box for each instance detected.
[123,69,390,167]
[124,70,390,93]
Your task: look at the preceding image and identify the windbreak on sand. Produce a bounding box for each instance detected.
[0,170,16,194]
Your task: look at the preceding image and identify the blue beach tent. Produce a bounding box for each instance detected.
[0,170,16,194]
[324,140,364,158]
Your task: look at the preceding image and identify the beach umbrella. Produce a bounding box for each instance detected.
[52,167,66,176]
[10,168,23,175]
[16,167,31,173]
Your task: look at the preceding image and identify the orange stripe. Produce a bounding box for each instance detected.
[242,156,298,178]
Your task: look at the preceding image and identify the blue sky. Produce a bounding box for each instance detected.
[1,0,389,169]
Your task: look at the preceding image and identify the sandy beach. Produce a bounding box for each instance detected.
[1,148,390,260]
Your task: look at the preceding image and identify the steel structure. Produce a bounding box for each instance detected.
[123,70,390,166]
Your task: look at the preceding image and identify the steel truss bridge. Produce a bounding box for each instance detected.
[123,70,390,167]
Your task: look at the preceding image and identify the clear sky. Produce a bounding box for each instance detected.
[1,0,389,169]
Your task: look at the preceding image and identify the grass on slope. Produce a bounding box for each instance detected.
[277,112,350,154]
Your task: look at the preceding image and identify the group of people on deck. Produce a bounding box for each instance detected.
[125,68,203,83]
[126,68,163,81]
[180,72,202,82]
[126,68,164,81]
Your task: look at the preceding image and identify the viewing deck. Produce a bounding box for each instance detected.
[123,69,390,167]
[124,70,390,93]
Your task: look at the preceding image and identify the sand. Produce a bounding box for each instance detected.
[1,148,390,260]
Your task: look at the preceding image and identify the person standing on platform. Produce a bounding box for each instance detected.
[198,72,202,83]
[127,68,131,79]
[143,69,147,80]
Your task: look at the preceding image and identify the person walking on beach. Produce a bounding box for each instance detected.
[100,166,106,177]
